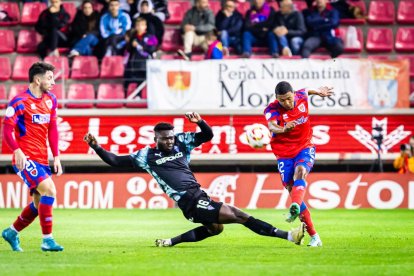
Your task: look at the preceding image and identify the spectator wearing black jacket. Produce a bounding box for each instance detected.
[215,0,243,55]
[242,0,278,58]
[68,0,101,57]
[35,0,70,58]
[272,0,306,56]
[133,0,164,45]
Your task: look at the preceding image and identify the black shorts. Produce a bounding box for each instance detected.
[178,188,223,224]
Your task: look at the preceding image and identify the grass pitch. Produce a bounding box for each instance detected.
[0,209,413,275]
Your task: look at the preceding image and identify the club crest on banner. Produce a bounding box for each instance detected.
[368,63,399,108]
[165,71,195,108]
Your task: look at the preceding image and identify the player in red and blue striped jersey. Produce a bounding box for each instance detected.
[2,62,63,252]
[264,81,334,247]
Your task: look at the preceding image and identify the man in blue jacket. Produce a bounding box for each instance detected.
[215,0,243,55]
[301,0,343,58]
[99,0,132,56]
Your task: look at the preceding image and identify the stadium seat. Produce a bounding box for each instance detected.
[340,0,366,25]
[397,55,414,78]
[21,2,47,25]
[268,2,279,11]
[9,84,28,100]
[293,1,307,12]
[96,83,124,108]
[93,2,104,13]
[309,54,331,60]
[237,2,250,17]
[397,0,414,24]
[250,55,272,59]
[12,56,41,81]
[165,1,191,24]
[161,27,182,52]
[44,56,70,80]
[161,54,178,60]
[100,56,125,78]
[338,26,363,53]
[210,1,222,14]
[0,57,11,81]
[223,55,240,60]
[66,83,95,108]
[70,56,99,79]
[17,29,42,53]
[0,84,6,109]
[62,2,77,23]
[395,28,414,52]
[366,28,394,52]
[50,83,64,108]
[126,83,147,108]
[0,30,15,54]
[367,0,395,24]
[0,2,20,26]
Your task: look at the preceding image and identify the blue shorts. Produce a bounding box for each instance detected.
[13,160,51,195]
[277,147,315,188]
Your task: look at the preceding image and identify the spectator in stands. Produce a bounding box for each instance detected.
[124,17,158,90]
[301,0,343,58]
[100,0,132,56]
[205,30,223,59]
[393,136,414,174]
[97,0,132,14]
[68,0,101,57]
[132,0,164,45]
[23,0,48,3]
[330,0,365,20]
[272,0,306,56]
[35,0,70,58]
[151,0,169,22]
[242,0,278,58]
[178,0,215,61]
[215,0,243,55]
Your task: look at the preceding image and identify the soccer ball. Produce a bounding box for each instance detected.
[245,124,270,149]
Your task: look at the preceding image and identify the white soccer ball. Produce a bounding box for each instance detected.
[245,124,270,149]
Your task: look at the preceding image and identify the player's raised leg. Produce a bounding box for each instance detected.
[156,224,223,247]
[36,178,63,252]
[299,202,322,247]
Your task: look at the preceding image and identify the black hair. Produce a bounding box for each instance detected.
[109,0,119,3]
[29,62,55,83]
[154,122,174,133]
[275,81,293,95]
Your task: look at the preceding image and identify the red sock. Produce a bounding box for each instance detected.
[38,196,54,235]
[300,208,317,236]
[13,202,38,232]
[291,186,306,205]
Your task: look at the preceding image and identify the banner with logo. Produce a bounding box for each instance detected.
[147,58,410,110]
[0,173,412,209]
[1,114,413,156]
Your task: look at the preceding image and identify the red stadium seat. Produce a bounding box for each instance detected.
[100,56,125,78]
[17,29,42,53]
[340,0,366,25]
[223,55,240,60]
[397,0,414,24]
[165,1,191,24]
[161,54,178,60]
[161,27,182,52]
[96,83,124,108]
[0,84,6,109]
[397,55,414,78]
[367,0,395,24]
[44,56,70,80]
[366,28,394,52]
[21,2,47,25]
[70,56,99,79]
[12,56,41,81]
[395,28,414,52]
[126,83,147,108]
[0,57,11,81]
[93,2,104,13]
[9,84,28,100]
[293,1,307,12]
[250,55,272,59]
[50,83,64,108]
[66,83,95,108]
[237,2,250,17]
[210,1,221,14]
[268,2,279,11]
[62,2,77,23]
[0,30,15,54]
[0,2,20,26]
[338,26,363,53]
[309,54,331,60]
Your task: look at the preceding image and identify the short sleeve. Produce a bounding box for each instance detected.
[130,147,150,170]
[264,105,280,123]
[3,97,25,126]
[175,132,197,153]
[296,89,308,100]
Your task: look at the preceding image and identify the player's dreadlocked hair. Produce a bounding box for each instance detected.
[275,81,293,95]
[29,62,55,83]
[154,122,174,133]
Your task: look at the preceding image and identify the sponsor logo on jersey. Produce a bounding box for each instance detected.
[32,114,51,124]
[155,151,184,165]
[294,116,309,125]
[155,152,162,157]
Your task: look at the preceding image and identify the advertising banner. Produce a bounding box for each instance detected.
[147,58,410,110]
[1,114,413,156]
[1,173,412,209]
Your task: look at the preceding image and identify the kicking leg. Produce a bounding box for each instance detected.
[299,202,322,247]
[155,224,223,247]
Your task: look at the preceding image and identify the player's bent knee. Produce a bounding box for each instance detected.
[210,224,224,235]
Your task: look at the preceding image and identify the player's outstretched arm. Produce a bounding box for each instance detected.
[83,133,134,168]
[307,86,334,98]
[185,112,214,143]
[268,120,296,134]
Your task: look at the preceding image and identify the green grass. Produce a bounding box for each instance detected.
[1,209,413,275]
